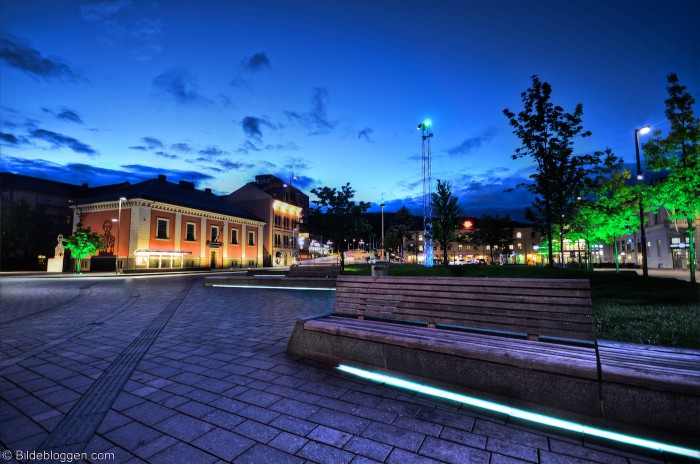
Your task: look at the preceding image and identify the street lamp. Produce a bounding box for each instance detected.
[380,202,386,262]
[635,126,651,277]
[116,197,127,274]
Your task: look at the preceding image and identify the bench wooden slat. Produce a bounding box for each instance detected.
[336,275,592,289]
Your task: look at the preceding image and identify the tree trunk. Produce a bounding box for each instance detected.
[614,240,619,273]
[688,220,696,284]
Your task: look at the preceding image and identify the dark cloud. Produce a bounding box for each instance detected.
[30,129,98,156]
[242,52,270,72]
[0,35,87,82]
[198,146,228,158]
[235,140,300,155]
[446,127,497,156]
[0,131,29,145]
[0,155,213,186]
[241,116,264,139]
[357,127,374,142]
[41,107,84,124]
[152,68,212,105]
[285,87,334,135]
[129,136,163,151]
[171,142,193,153]
[155,151,178,159]
[220,160,256,170]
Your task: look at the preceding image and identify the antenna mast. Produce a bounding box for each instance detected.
[418,119,434,267]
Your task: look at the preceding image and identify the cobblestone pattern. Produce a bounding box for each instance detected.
[0,276,680,463]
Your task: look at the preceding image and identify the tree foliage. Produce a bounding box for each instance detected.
[387,206,418,261]
[504,75,599,267]
[0,200,53,266]
[642,73,700,283]
[430,180,463,266]
[308,183,371,271]
[468,214,514,264]
[570,149,639,272]
[62,222,103,274]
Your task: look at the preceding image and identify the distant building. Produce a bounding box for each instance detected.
[225,175,309,267]
[70,175,265,272]
[0,172,127,270]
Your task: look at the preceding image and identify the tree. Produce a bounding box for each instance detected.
[62,222,104,274]
[468,214,514,264]
[570,151,639,273]
[308,183,371,271]
[0,199,54,270]
[430,180,463,266]
[504,75,599,267]
[387,205,419,262]
[642,73,700,283]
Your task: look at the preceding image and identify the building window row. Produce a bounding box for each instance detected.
[158,218,250,246]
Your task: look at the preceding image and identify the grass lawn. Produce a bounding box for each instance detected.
[343,263,700,349]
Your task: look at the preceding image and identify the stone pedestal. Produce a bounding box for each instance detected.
[47,258,64,273]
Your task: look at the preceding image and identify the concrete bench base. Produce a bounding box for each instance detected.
[287,315,700,439]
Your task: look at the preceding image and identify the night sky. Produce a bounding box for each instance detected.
[1,0,698,220]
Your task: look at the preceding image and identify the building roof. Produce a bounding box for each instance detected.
[71,175,264,223]
[0,172,128,198]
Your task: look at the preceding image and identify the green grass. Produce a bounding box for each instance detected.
[343,263,700,349]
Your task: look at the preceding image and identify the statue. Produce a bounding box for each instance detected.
[55,234,64,258]
[100,220,115,255]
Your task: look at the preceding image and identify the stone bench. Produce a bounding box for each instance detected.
[287,275,700,438]
[286,264,340,279]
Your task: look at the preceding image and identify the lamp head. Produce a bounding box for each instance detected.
[119,197,127,201]
[638,126,651,135]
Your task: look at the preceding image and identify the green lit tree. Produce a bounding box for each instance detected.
[468,214,514,264]
[431,180,463,266]
[642,73,699,283]
[308,183,371,271]
[62,222,104,274]
[571,151,639,273]
[504,75,600,267]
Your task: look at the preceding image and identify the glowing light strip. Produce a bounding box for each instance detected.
[337,365,700,460]
[211,284,334,291]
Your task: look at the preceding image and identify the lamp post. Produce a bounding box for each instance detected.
[635,126,651,277]
[380,202,386,262]
[116,197,126,274]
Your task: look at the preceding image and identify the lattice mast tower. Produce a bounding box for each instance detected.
[418,119,434,267]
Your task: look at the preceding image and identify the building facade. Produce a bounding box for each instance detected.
[226,175,308,267]
[71,175,265,271]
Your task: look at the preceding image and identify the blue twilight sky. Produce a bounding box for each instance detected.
[1,0,698,220]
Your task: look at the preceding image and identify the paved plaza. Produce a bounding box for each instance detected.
[0,273,686,463]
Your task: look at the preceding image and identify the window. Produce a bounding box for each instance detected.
[516,232,522,239]
[186,223,196,241]
[248,231,255,246]
[230,229,239,245]
[156,218,169,239]
[518,243,523,250]
[211,226,219,242]
[657,239,662,257]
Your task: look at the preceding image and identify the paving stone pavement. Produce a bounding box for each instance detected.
[0,274,686,463]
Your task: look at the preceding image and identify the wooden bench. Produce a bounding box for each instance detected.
[287,275,700,438]
[286,264,340,279]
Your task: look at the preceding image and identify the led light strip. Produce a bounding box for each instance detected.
[337,364,700,460]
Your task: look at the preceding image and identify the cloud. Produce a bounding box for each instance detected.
[357,127,374,142]
[0,155,214,186]
[155,151,178,159]
[80,0,132,22]
[0,131,30,145]
[242,52,270,72]
[284,87,334,135]
[241,116,278,140]
[446,127,497,156]
[0,35,86,82]
[235,140,300,155]
[171,142,193,153]
[198,145,228,158]
[220,160,255,170]
[41,107,84,124]
[152,68,212,105]
[30,129,98,156]
[129,136,164,151]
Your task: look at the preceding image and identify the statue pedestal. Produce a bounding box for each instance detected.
[47,258,64,273]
